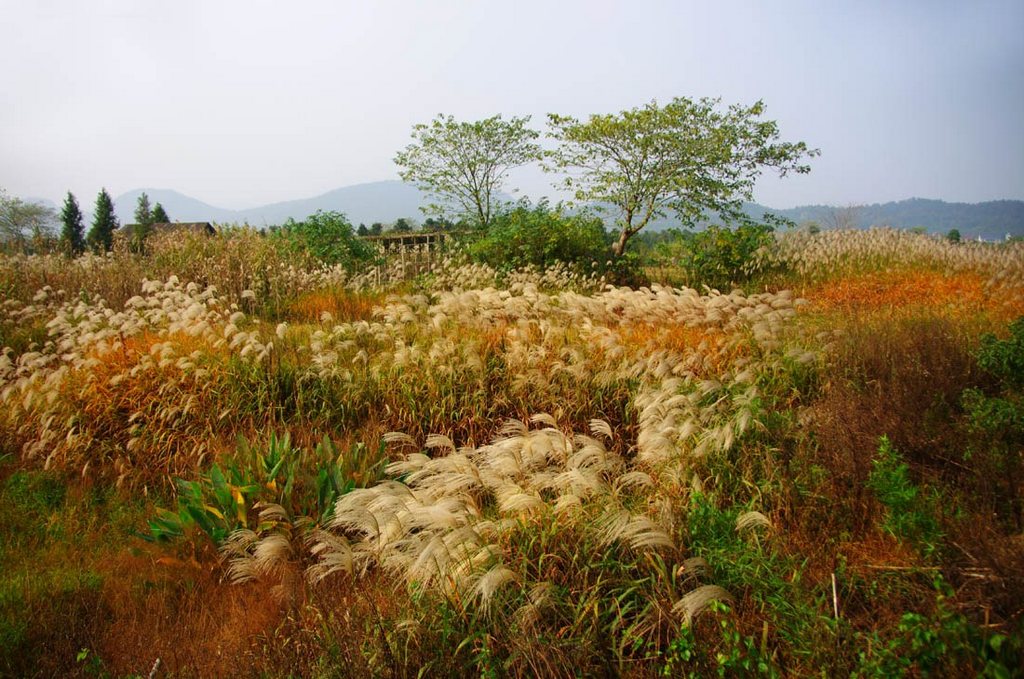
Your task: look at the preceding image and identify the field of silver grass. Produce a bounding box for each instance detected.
[2,227,1022,675]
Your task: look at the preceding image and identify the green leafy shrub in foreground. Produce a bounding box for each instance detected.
[853,580,1023,678]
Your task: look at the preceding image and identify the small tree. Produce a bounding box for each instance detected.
[152,202,170,223]
[394,114,541,228]
[825,205,861,230]
[88,188,118,253]
[357,223,369,237]
[546,97,817,257]
[132,192,154,253]
[392,217,413,233]
[370,222,384,236]
[424,217,455,232]
[134,192,153,225]
[59,191,86,256]
[0,188,56,250]
[274,210,373,269]
[946,228,961,243]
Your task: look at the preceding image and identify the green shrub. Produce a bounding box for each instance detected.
[467,200,613,273]
[659,223,779,290]
[961,316,1024,527]
[867,436,943,555]
[273,210,374,269]
[854,581,1023,678]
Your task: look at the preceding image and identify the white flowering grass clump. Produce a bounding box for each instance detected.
[0,276,278,482]
[220,281,810,637]
[770,227,1024,288]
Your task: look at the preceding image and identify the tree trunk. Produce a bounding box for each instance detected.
[612,228,630,257]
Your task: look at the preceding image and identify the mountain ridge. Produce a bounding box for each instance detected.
[100,182,1024,241]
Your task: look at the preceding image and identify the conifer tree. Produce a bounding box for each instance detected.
[134,192,153,226]
[59,191,85,256]
[88,188,118,253]
[132,192,153,252]
[151,202,170,223]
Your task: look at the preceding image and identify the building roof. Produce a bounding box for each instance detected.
[121,222,216,235]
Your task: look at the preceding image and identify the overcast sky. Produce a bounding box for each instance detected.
[2,0,1022,210]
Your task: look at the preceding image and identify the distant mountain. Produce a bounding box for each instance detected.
[641,198,1024,241]
[757,198,1024,241]
[114,189,237,224]
[113,181,432,228]
[109,183,1024,240]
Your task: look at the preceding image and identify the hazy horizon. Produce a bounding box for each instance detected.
[2,1,1022,211]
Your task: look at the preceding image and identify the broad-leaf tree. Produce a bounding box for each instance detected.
[88,188,119,253]
[275,210,373,269]
[0,188,56,250]
[546,97,818,257]
[394,114,541,228]
[59,191,86,256]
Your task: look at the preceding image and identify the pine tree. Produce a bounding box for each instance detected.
[151,202,170,223]
[132,192,153,253]
[59,191,85,256]
[88,188,118,253]
[134,192,153,226]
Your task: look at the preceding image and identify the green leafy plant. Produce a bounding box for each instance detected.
[274,210,374,269]
[961,316,1024,527]
[143,433,385,545]
[467,199,612,273]
[854,580,1023,678]
[867,436,943,555]
[668,223,780,290]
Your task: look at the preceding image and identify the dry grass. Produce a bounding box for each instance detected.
[2,228,1023,675]
[284,288,386,323]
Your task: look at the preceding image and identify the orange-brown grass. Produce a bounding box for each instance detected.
[803,268,987,314]
[50,330,235,486]
[799,267,1024,322]
[284,288,385,323]
[780,306,1024,631]
[98,547,284,678]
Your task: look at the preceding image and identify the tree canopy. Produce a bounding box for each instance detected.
[88,188,118,253]
[545,97,818,256]
[59,191,86,256]
[134,192,153,226]
[152,203,170,223]
[0,188,56,250]
[275,210,373,269]
[394,114,541,229]
[132,192,154,253]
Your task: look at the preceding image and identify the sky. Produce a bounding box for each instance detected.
[1,0,1022,210]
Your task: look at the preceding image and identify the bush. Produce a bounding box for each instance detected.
[274,210,374,269]
[867,436,943,555]
[466,200,612,273]
[962,316,1024,528]
[663,223,778,290]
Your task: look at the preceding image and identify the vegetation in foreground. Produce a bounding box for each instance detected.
[1,224,1023,677]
